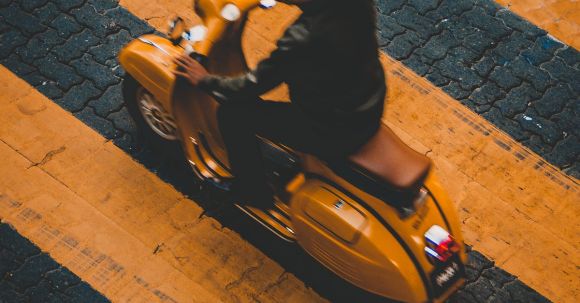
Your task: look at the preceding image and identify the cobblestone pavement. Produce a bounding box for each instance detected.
[376,0,580,178]
[0,223,109,303]
[0,0,557,302]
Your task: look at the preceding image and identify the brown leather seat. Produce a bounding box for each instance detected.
[349,125,431,189]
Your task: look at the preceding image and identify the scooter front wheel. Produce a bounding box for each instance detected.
[125,76,178,141]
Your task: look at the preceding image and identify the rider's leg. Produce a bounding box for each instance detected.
[217,99,371,208]
[217,101,275,208]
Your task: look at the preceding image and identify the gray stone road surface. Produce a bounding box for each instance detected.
[376,0,580,178]
[0,223,109,303]
[0,0,560,302]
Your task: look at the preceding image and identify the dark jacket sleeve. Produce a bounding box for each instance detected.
[198,22,309,103]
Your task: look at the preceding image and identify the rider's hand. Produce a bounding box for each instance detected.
[173,54,209,86]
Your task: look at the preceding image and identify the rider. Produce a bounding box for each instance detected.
[174,0,386,210]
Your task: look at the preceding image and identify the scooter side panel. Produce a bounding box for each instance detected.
[291,180,429,303]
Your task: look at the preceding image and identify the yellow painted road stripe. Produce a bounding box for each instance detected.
[123,3,579,301]
[495,0,580,50]
[0,66,326,303]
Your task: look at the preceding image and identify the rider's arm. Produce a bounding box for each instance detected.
[198,23,309,103]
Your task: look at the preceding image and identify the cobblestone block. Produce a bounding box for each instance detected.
[88,83,124,117]
[75,107,120,139]
[89,29,132,65]
[53,0,84,12]
[469,83,502,106]
[418,30,460,61]
[402,55,430,76]
[464,7,511,39]
[464,277,495,302]
[424,0,473,21]
[376,15,406,45]
[552,106,580,138]
[50,13,81,38]
[2,3,45,35]
[16,28,64,64]
[407,0,438,14]
[517,110,562,145]
[36,81,64,100]
[71,4,117,38]
[435,57,482,90]
[391,7,437,39]
[490,32,534,63]
[55,80,101,112]
[0,29,28,58]
[533,84,571,117]
[1,54,35,75]
[375,0,405,15]
[88,0,119,13]
[385,31,421,59]
[442,82,471,100]
[52,29,100,62]
[481,267,515,289]
[35,54,83,90]
[108,107,137,133]
[496,10,546,39]
[556,47,580,67]
[426,70,450,86]
[504,280,551,303]
[21,70,50,87]
[19,0,49,13]
[65,283,109,303]
[46,267,80,292]
[542,58,580,94]
[536,35,563,54]
[8,254,59,291]
[32,2,60,24]
[463,31,494,56]
[546,134,579,168]
[104,7,153,37]
[71,54,120,90]
[483,107,529,141]
[521,44,554,66]
[508,58,553,92]
[489,67,521,89]
[496,83,539,117]
[473,56,495,77]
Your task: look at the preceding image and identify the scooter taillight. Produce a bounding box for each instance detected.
[424,225,460,263]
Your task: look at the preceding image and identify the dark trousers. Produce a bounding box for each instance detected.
[217,100,380,207]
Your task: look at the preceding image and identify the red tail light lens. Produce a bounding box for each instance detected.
[425,225,460,263]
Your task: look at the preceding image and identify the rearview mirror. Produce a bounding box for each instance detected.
[168,17,185,45]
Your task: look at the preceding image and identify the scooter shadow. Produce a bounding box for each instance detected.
[129,141,399,303]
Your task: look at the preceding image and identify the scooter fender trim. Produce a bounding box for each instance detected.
[302,173,434,302]
[119,34,181,114]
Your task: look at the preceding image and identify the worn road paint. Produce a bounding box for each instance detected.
[0,66,326,303]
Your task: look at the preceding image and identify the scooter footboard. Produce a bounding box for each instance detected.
[290,180,429,303]
[119,34,182,112]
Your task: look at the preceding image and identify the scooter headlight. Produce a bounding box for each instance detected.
[221,4,241,21]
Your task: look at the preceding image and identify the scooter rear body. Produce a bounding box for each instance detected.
[119,1,467,302]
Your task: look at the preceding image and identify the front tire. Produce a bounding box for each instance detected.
[123,75,179,151]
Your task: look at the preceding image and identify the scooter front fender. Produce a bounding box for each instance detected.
[118,34,182,114]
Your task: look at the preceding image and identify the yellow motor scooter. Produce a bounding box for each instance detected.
[119,0,467,302]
